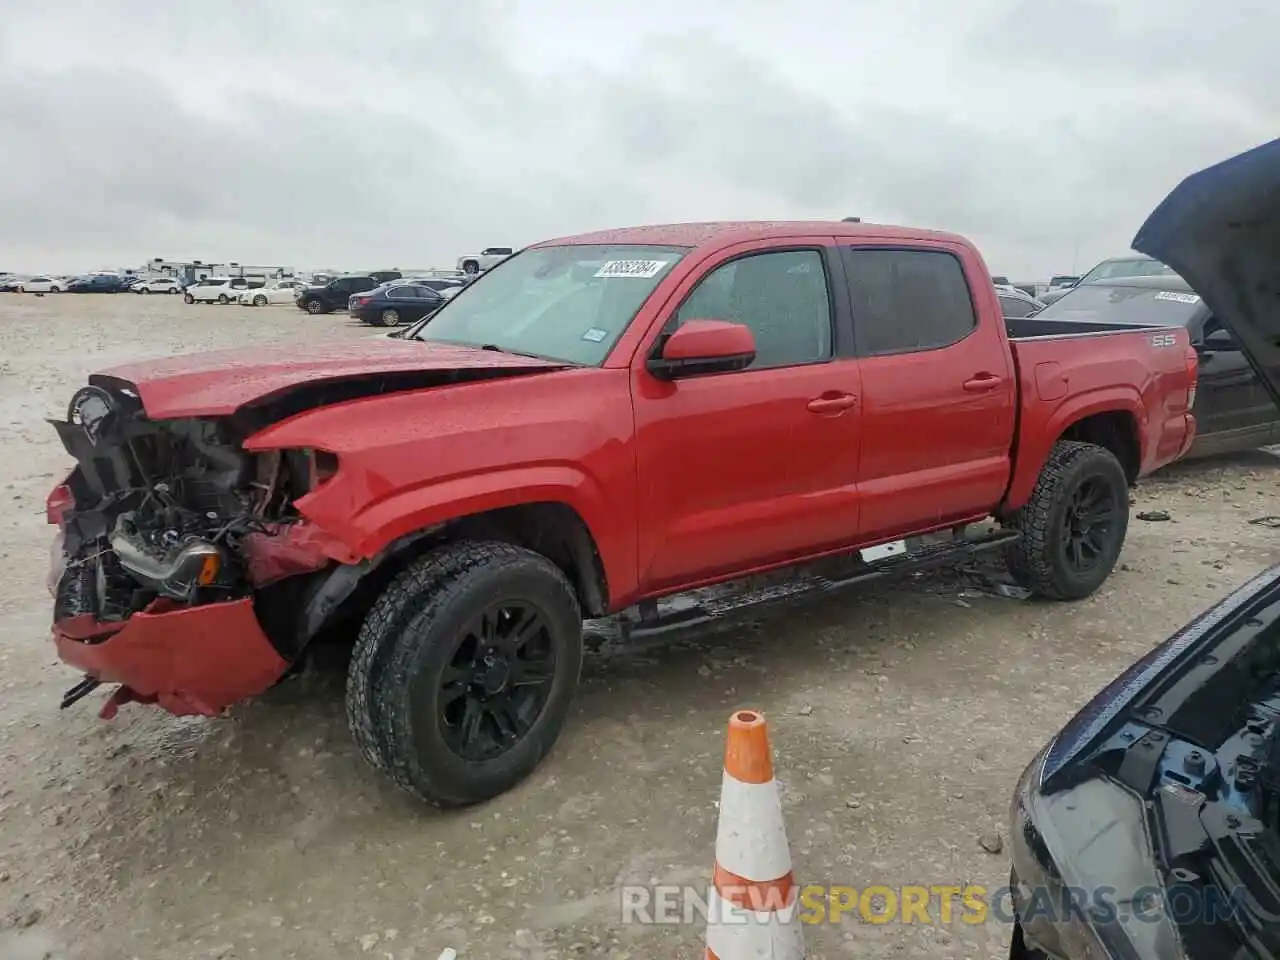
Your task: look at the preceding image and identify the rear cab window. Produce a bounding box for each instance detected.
[840,248,978,355]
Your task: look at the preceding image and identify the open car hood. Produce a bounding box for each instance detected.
[91,338,565,418]
[1133,136,1280,409]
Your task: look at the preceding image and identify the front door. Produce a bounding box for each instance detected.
[632,242,864,593]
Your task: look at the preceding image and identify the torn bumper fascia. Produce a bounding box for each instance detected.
[53,598,289,718]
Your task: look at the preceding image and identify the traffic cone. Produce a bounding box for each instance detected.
[706,709,805,960]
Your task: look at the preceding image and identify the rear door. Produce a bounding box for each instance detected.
[632,240,864,590]
[839,243,1017,541]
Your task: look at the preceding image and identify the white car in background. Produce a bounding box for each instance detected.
[238,278,307,306]
[184,276,256,304]
[455,247,514,275]
[132,276,184,294]
[19,276,67,293]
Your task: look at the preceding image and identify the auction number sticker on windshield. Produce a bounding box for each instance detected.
[1154,291,1200,304]
[594,260,669,279]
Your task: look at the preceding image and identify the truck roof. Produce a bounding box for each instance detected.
[531,221,969,252]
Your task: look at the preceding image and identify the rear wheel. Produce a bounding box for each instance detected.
[217,293,230,304]
[377,308,399,326]
[1006,440,1129,600]
[462,260,479,275]
[305,298,324,315]
[346,540,583,807]
[253,295,268,306]
[141,287,151,294]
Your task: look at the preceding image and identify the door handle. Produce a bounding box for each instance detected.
[807,393,857,413]
[963,374,1003,392]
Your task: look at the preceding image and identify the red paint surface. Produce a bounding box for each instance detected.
[94,339,563,419]
[242,521,360,587]
[53,598,289,717]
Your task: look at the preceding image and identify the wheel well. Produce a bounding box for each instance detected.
[1059,411,1140,481]
[442,502,609,617]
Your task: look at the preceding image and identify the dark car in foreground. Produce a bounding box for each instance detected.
[347,280,450,326]
[1009,136,1280,960]
[1029,275,1280,459]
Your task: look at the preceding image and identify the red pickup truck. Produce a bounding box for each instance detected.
[47,221,1197,806]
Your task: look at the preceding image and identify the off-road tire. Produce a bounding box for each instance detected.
[1006,440,1129,600]
[305,298,324,315]
[346,540,583,807]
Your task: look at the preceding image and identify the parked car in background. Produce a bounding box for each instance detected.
[456,247,514,275]
[18,276,66,293]
[1026,273,1278,459]
[67,274,130,293]
[133,277,184,294]
[238,278,308,306]
[184,277,259,304]
[295,274,381,315]
[347,280,449,326]
[997,287,1045,318]
[1008,135,1280,960]
[0,275,20,292]
[1040,254,1177,306]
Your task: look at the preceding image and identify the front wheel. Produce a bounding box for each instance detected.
[346,540,583,807]
[141,287,151,294]
[1006,440,1129,600]
[183,293,194,304]
[253,295,267,306]
[305,298,324,315]
[217,294,230,304]
[462,260,479,275]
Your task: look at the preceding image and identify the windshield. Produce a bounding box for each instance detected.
[1079,258,1176,284]
[411,243,689,364]
[1036,283,1203,326]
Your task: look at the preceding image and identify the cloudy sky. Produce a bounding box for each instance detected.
[0,0,1274,278]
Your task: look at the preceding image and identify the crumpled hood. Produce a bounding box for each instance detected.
[90,338,566,418]
[1133,136,1280,409]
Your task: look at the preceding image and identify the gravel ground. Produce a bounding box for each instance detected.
[1,292,1278,960]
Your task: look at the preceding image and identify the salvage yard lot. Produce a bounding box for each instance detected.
[1,293,1278,960]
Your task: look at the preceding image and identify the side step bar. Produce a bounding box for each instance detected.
[583,526,1020,649]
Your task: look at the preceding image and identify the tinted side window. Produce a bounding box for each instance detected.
[670,250,832,369]
[843,249,977,355]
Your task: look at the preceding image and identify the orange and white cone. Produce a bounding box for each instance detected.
[706,709,805,960]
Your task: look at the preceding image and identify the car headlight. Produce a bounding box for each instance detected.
[1010,749,1186,959]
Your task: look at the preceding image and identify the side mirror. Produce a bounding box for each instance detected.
[647,319,756,380]
[1200,327,1236,352]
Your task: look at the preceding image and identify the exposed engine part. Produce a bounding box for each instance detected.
[110,512,229,602]
[51,380,322,628]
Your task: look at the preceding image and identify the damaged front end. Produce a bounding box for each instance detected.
[49,380,355,718]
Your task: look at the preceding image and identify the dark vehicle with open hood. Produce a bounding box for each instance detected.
[47,218,1197,808]
[1009,136,1280,960]
[294,272,400,315]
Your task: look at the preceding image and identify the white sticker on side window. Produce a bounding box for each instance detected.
[594,260,669,279]
[1154,291,1200,304]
